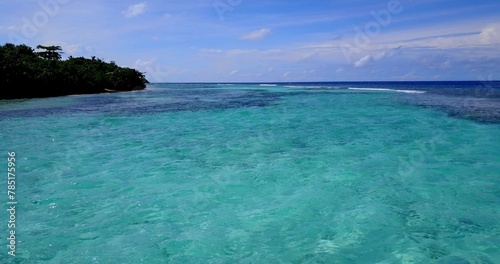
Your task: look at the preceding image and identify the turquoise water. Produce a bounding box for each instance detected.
[1,83,499,263]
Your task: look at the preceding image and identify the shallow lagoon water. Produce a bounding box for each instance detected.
[0,82,499,263]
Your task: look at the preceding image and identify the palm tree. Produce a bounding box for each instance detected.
[36,45,63,61]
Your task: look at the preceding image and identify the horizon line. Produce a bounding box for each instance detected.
[147,80,500,84]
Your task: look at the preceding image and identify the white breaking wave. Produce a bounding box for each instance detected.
[284,85,341,89]
[348,87,426,94]
[259,84,277,87]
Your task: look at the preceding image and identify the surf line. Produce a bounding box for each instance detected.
[348,87,426,94]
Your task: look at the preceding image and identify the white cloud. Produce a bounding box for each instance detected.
[135,58,156,68]
[189,21,500,81]
[135,58,164,82]
[354,51,386,68]
[135,58,190,82]
[388,23,500,50]
[0,25,18,32]
[64,44,81,55]
[230,70,239,75]
[299,23,500,66]
[374,51,386,60]
[399,70,419,80]
[122,2,147,18]
[240,28,271,41]
[38,41,86,56]
[84,46,95,53]
[479,23,500,44]
[354,55,371,68]
[201,48,223,53]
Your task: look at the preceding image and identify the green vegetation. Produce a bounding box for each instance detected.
[0,43,148,99]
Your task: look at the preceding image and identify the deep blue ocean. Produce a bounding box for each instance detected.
[1,81,499,263]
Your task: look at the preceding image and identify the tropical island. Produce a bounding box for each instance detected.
[0,43,148,100]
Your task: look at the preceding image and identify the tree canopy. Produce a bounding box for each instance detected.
[36,45,63,61]
[0,43,149,99]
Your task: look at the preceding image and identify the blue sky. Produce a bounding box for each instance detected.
[1,0,500,82]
